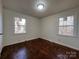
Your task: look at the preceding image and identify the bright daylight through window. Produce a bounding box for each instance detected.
[58,16,74,36]
[14,17,26,34]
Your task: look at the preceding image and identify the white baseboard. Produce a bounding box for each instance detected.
[42,37,79,51]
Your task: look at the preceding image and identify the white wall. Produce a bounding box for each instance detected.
[3,7,79,51]
[0,0,3,53]
[41,7,79,50]
[3,9,40,46]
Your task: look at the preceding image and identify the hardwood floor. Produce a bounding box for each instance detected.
[1,38,79,59]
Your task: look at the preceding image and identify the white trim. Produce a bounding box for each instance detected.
[42,37,79,50]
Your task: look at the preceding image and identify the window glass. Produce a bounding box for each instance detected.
[67,16,74,25]
[14,17,26,34]
[58,16,74,36]
[59,18,64,26]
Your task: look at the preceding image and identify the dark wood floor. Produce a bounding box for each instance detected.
[1,38,79,59]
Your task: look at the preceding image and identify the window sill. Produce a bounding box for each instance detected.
[57,34,77,38]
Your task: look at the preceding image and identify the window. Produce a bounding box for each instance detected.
[58,16,74,36]
[14,17,26,34]
[0,18,3,34]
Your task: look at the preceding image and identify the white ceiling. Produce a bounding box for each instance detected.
[2,0,79,18]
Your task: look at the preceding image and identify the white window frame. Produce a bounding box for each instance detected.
[58,15,77,37]
[14,17,26,34]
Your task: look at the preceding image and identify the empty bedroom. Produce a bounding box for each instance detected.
[0,0,79,59]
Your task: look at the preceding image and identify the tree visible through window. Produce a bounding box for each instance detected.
[58,16,74,36]
[14,17,26,34]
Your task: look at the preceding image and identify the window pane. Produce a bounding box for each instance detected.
[19,25,26,33]
[15,17,20,26]
[19,18,26,25]
[62,27,67,35]
[67,16,74,25]
[59,26,74,36]
[66,26,74,36]
[59,27,64,34]
[59,18,64,26]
